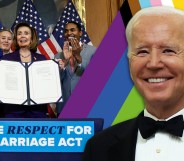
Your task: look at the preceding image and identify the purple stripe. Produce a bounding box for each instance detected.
[59,12,127,118]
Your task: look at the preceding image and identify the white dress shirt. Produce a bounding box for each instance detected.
[135,108,184,161]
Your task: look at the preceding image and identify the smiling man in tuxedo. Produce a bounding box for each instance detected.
[82,6,184,161]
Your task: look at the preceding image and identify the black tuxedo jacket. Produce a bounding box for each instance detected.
[82,113,143,161]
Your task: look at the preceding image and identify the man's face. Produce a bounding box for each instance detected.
[0,31,13,53]
[129,15,184,109]
[64,23,82,41]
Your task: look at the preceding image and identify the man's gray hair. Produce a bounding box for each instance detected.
[126,6,184,58]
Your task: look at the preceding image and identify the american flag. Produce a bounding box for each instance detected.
[37,0,92,59]
[11,0,49,44]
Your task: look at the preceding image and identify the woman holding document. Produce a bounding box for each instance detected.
[1,22,47,118]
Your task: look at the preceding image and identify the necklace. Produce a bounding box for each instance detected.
[20,53,31,58]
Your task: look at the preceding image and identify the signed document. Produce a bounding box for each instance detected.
[0,60,62,105]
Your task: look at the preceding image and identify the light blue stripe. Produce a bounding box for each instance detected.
[139,0,152,8]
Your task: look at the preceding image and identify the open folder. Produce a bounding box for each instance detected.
[0,60,62,105]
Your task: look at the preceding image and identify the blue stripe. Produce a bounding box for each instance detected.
[88,49,134,128]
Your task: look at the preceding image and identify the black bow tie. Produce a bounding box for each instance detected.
[138,115,184,139]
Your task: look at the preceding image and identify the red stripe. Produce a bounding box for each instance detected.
[37,44,51,60]
[47,104,57,118]
[46,39,58,54]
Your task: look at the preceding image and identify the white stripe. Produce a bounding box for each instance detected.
[37,48,41,54]
[161,0,174,7]
[50,35,63,53]
[0,129,3,132]
[0,126,3,128]
[37,44,53,58]
[41,42,55,59]
[0,132,3,134]
[37,45,54,59]
[87,41,93,46]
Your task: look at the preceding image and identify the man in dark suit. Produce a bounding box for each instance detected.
[83,6,184,161]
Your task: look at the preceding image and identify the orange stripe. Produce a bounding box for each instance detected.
[128,0,141,16]
[37,45,50,60]
[46,39,58,54]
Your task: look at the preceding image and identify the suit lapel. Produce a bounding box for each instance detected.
[108,117,140,161]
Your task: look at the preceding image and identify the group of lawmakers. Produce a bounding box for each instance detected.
[0,21,96,118]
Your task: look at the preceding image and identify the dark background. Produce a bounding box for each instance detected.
[0,0,68,30]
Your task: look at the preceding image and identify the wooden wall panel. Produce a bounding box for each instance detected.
[85,0,123,47]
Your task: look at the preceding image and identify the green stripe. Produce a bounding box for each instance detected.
[112,86,144,125]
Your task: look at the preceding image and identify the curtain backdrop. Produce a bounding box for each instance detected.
[85,0,124,47]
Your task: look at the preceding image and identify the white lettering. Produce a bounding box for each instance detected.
[38,138,54,146]
[58,138,67,146]
[0,137,55,147]
[84,126,92,134]
[48,138,54,146]
[67,138,75,146]
[18,138,25,146]
[0,137,9,146]
[75,138,82,146]
[29,138,39,146]
[9,137,17,146]
[58,137,82,146]
[67,126,92,134]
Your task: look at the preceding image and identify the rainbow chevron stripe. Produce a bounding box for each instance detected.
[59,0,183,128]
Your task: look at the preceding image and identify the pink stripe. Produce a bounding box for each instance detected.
[150,0,162,6]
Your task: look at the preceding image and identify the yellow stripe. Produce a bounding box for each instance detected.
[172,0,184,10]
